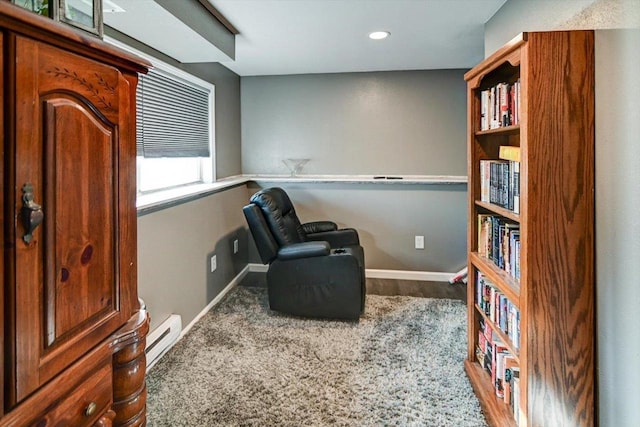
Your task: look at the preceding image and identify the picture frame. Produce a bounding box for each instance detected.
[58,0,103,37]
[12,0,103,37]
[11,0,51,17]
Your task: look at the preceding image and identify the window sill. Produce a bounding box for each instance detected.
[136,174,467,216]
[244,174,468,185]
[137,176,250,216]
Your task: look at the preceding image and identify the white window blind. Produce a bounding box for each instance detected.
[136,68,211,158]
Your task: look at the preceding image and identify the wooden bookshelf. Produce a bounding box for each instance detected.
[465,31,595,427]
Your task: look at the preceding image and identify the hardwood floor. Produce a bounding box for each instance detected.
[366,278,466,302]
[240,272,467,302]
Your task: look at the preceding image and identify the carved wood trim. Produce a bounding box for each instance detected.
[111,310,150,427]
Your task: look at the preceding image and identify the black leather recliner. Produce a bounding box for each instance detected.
[243,187,366,320]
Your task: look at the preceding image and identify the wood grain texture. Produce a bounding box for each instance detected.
[524,31,595,427]
[118,72,140,318]
[36,360,113,426]
[96,410,116,427]
[0,30,4,417]
[465,361,517,427]
[11,34,128,402]
[0,344,113,426]
[465,31,595,427]
[466,71,480,362]
[464,33,526,87]
[1,3,148,424]
[111,311,150,427]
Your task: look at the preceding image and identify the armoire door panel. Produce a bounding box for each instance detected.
[42,97,119,346]
[10,35,126,403]
[37,42,121,125]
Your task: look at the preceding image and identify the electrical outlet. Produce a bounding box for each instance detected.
[415,235,425,250]
[233,239,239,254]
[210,254,217,272]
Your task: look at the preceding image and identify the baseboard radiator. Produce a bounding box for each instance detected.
[145,314,182,371]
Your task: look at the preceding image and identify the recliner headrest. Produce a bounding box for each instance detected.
[249,187,305,245]
[243,204,279,264]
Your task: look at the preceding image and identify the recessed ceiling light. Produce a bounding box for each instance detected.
[369,31,390,40]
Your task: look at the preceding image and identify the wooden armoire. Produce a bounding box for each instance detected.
[0,2,150,426]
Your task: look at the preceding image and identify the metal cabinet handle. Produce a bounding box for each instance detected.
[84,401,98,417]
[21,183,44,244]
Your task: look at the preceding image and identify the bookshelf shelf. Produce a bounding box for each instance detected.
[470,252,520,304]
[475,124,520,137]
[465,31,596,427]
[464,361,518,427]
[475,201,520,223]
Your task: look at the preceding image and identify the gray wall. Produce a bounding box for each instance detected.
[104,29,245,329]
[138,186,249,331]
[247,182,467,272]
[594,28,640,427]
[485,1,640,425]
[241,70,467,176]
[242,71,468,273]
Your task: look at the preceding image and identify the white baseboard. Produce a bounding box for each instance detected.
[248,263,268,273]
[146,314,182,372]
[179,264,251,339]
[249,263,453,283]
[365,269,453,282]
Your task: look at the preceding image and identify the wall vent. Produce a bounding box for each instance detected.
[145,314,182,371]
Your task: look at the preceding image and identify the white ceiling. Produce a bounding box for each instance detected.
[105,0,508,76]
[209,0,508,76]
[104,0,234,63]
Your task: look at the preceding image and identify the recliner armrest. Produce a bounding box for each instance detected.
[302,221,338,234]
[306,228,360,247]
[277,241,331,261]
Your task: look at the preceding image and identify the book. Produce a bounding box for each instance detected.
[499,82,510,127]
[480,160,490,202]
[512,367,521,425]
[480,90,489,131]
[478,215,492,257]
[508,230,520,279]
[512,161,520,214]
[491,338,509,395]
[503,356,517,405]
[489,161,498,205]
[491,86,499,129]
[515,79,521,125]
[495,350,510,399]
[500,161,509,208]
[499,146,521,162]
[503,223,520,274]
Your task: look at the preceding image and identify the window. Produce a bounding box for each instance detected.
[106,37,215,195]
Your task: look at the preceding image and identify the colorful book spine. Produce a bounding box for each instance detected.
[475,273,521,349]
[477,79,521,131]
[477,215,520,281]
[479,157,519,214]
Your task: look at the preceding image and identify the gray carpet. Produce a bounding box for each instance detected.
[146,286,487,426]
